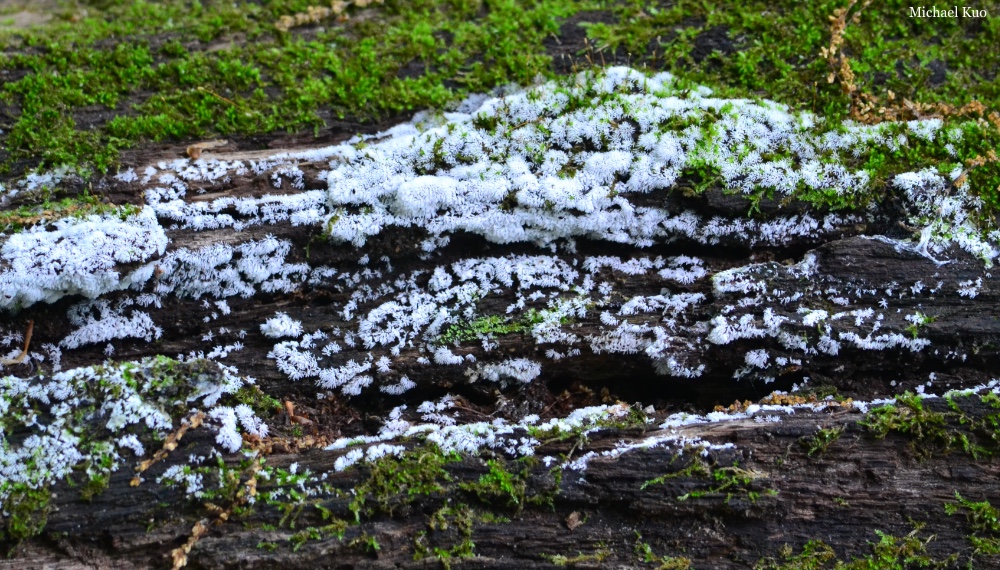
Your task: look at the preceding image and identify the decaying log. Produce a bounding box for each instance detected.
[4,68,1000,569]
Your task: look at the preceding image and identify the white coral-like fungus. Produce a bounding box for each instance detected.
[260,312,304,338]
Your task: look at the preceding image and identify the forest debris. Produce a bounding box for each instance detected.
[186,139,228,160]
[0,319,33,366]
[276,1,355,31]
[131,411,205,486]
[821,0,987,124]
[715,400,754,413]
[759,392,855,409]
[171,519,209,569]
[170,457,263,567]
[285,400,314,425]
[820,0,870,97]
[565,511,584,531]
[274,0,385,32]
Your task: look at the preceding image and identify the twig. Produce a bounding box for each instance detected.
[131,411,206,486]
[171,519,209,569]
[0,320,33,366]
[196,86,244,109]
[170,455,263,568]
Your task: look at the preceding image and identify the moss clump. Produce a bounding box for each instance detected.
[945,492,1000,557]
[544,549,611,566]
[758,527,957,569]
[584,0,999,123]
[414,502,476,568]
[862,391,1000,459]
[799,426,845,457]
[0,485,51,544]
[0,0,594,176]
[863,392,952,453]
[233,385,283,417]
[437,315,531,345]
[634,533,692,569]
[348,446,459,519]
[437,308,578,346]
[288,521,349,552]
[459,458,526,510]
[642,456,776,505]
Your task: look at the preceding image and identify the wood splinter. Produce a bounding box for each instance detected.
[0,320,33,366]
[186,139,228,160]
[285,401,314,426]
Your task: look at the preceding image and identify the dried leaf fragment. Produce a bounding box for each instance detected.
[565,511,584,531]
[171,519,209,569]
[186,140,228,160]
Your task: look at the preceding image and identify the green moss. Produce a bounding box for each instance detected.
[945,492,1000,557]
[0,0,596,176]
[799,426,845,457]
[414,502,476,567]
[863,392,954,455]
[758,527,957,569]
[583,0,1000,224]
[903,312,937,339]
[585,0,999,121]
[288,521,348,552]
[348,446,459,520]
[0,194,142,233]
[78,471,110,502]
[759,540,838,570]
[347,532,382,555]
[0,485,51,544]
[642,456,776,505]
[438,315,530,345]
[233,385,283,417]
[634,533,692,569]
[436,307,581,346]
[544,549,611,566]
[861,391,1000,459]
[459,458,525,510]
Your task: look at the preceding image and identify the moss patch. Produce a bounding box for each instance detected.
[0,0,596,176]
[945,492,1000,558]
[585,1,1000,224]
[758,526,957,569]
[642,456,776,505]
[862,391,1000,459]
[584,0,999,122]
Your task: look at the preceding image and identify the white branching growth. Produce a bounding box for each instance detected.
[261,312,304,339]
[61,299,162,349]
[326,402,642,471]
[0,358,263,506]
[465,358,541,385]
[894,168,999,265]
[3,65,998,510]
[319,67,883,250]
[0,208,167,310]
